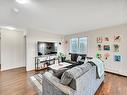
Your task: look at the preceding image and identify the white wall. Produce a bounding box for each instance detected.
[1,29,25,71]
[64,24,127,76]
[0,28,1,65]
[26,30,63,71]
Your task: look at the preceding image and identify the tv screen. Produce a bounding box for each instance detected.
[37,42,57,56]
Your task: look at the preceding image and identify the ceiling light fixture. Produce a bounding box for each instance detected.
[16,0,30,4]
[2,26,16,30]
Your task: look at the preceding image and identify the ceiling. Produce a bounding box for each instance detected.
[0,0,127,35]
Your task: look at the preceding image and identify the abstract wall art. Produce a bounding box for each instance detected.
[97,44,102,51]
[104,53,110,60]
[114,36,121,42]
[96,53,102,59]
[114,55,121,62]
[113,44,120,52]
[105,37,109,42]
[103,45,110,51]
[97,37,103,43]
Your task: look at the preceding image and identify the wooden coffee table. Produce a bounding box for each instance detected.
[48,62,72,70]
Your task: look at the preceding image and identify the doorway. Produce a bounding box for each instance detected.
[0,29,27,71]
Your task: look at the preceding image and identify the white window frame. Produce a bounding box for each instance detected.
[70,37,88,54]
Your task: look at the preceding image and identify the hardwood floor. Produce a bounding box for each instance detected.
[96,73,127,95]
[0,68,38,95]
[0,67,127,95]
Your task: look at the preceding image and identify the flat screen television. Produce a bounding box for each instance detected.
[37,41,57,56]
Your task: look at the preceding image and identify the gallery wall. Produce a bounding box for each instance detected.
[64,24,127,76]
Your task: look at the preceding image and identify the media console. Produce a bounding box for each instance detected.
[35,55,57,71]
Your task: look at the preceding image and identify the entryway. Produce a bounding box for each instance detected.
[0,28,27,71]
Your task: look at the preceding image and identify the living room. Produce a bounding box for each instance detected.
[0,0,127,95]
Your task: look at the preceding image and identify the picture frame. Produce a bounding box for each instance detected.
[96,53,102,59]
[114,55,121,62]
[104,53,110,60]
[114,36,121,42]
[97,44,102,51]
[97,37,103,43]
[103,45,110,51]
[113,44,119,52]
[105,37,109,42]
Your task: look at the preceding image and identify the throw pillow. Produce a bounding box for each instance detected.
[53,68,68,79]
[77,56,82,62]
[60,70,73,85]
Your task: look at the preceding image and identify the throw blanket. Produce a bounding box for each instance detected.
[89,58,104,78]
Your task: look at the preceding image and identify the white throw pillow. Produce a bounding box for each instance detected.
[77,56,82,62]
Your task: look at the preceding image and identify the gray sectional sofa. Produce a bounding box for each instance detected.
[42,62,104,95]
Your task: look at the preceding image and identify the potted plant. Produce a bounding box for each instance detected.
[58,52,66,62]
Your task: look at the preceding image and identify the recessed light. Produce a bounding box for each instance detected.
[16,0,30,4]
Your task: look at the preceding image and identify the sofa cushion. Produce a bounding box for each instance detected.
[71,54,78,62]
[77,56,82,62]
[60,63,92,86]
[53,68,68,79]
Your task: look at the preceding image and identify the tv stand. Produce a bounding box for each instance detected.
[35,55,57,71]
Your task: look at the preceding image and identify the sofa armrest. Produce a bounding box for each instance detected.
[43,72,76,95]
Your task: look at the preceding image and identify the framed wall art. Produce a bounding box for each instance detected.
[103,45,110,51]
[104,53,110,60]
[113,44,120,52]
[96,53,102,59]
[97,44,102,51]
[114,36,121,42]
[114,55,121,62]
[105,37,109,42]
[97,37,103,43]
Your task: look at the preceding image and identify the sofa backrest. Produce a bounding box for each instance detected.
[70,65,104,95]
[60,63,92,89]
[75,66,97,95]
[69,63,94,90]
[69,53,87,62]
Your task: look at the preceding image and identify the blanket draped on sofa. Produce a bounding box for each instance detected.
[89,58,104,78]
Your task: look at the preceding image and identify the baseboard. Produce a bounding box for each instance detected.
[26,68,35,71]
[1,66,26,71]
[105,70,127,77]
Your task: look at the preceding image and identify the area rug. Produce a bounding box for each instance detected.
[30,73,43,92]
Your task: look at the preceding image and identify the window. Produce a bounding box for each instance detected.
[79,37,87,54]
[70,38,78,53]
[70,37,87,54]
